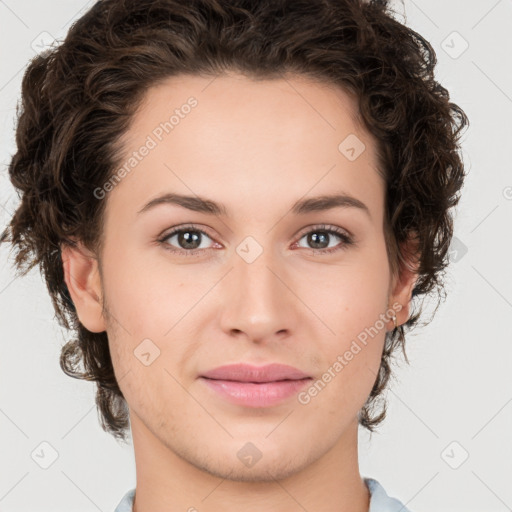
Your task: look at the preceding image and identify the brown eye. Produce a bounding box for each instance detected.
[158,225,215,256]
[166,229,204,250]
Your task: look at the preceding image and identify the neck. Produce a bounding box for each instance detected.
[130,413,370,512]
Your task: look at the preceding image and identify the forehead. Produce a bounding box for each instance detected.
[106,72,384,226]
[126,71,366,150]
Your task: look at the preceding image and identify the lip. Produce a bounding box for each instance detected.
[200,363,311,382]
[199,363,312,408]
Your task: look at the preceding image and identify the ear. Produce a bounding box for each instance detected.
[387,232,420,329]
[61,239,106,333]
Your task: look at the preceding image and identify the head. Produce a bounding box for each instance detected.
[2,0,467,461]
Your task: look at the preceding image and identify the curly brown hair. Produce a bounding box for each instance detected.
[1,0,468,443]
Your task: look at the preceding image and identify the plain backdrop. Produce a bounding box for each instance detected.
[1,1,511,511]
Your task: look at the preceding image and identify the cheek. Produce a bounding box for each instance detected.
[101,249,174,332]
[102,258,196,385]
[316,254,390,336]
[311,255,389,396]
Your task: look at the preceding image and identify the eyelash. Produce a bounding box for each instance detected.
[157,223,354,258]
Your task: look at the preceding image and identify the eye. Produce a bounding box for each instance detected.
[157,223,354,257]
[294,224,354,254]
[158,224,216,256]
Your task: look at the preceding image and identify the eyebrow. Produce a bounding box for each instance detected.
[137,192,371,218]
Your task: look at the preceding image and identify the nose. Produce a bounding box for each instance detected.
[217,241,299,344]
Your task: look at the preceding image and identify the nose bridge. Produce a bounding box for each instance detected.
[219,234,294,340]
[234,235,284,309]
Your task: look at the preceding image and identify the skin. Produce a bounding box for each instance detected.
[62,72,418,512]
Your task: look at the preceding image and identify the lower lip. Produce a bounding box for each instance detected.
[199,377,312,407]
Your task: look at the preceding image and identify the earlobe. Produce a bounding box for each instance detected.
[61,240,107,333]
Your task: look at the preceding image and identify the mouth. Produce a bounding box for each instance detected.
[198,363,313,407]
[199,376,312,408]
[200,362,311,383]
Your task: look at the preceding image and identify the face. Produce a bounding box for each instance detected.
[64,72,416,483]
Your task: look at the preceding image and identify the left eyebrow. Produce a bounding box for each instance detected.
[137,192,371,219]
[290,193,371,219]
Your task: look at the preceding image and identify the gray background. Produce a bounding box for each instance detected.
[1,1,511,511]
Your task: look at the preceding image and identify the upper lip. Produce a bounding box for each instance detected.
[200,363,311,383]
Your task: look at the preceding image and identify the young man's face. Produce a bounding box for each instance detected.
[64,72,416,482]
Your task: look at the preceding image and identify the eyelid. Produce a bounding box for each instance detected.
[159,223,213,240]
[157,223,218,253]
[294,223,352,239]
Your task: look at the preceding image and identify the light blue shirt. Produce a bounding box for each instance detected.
[114,477,412,511]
